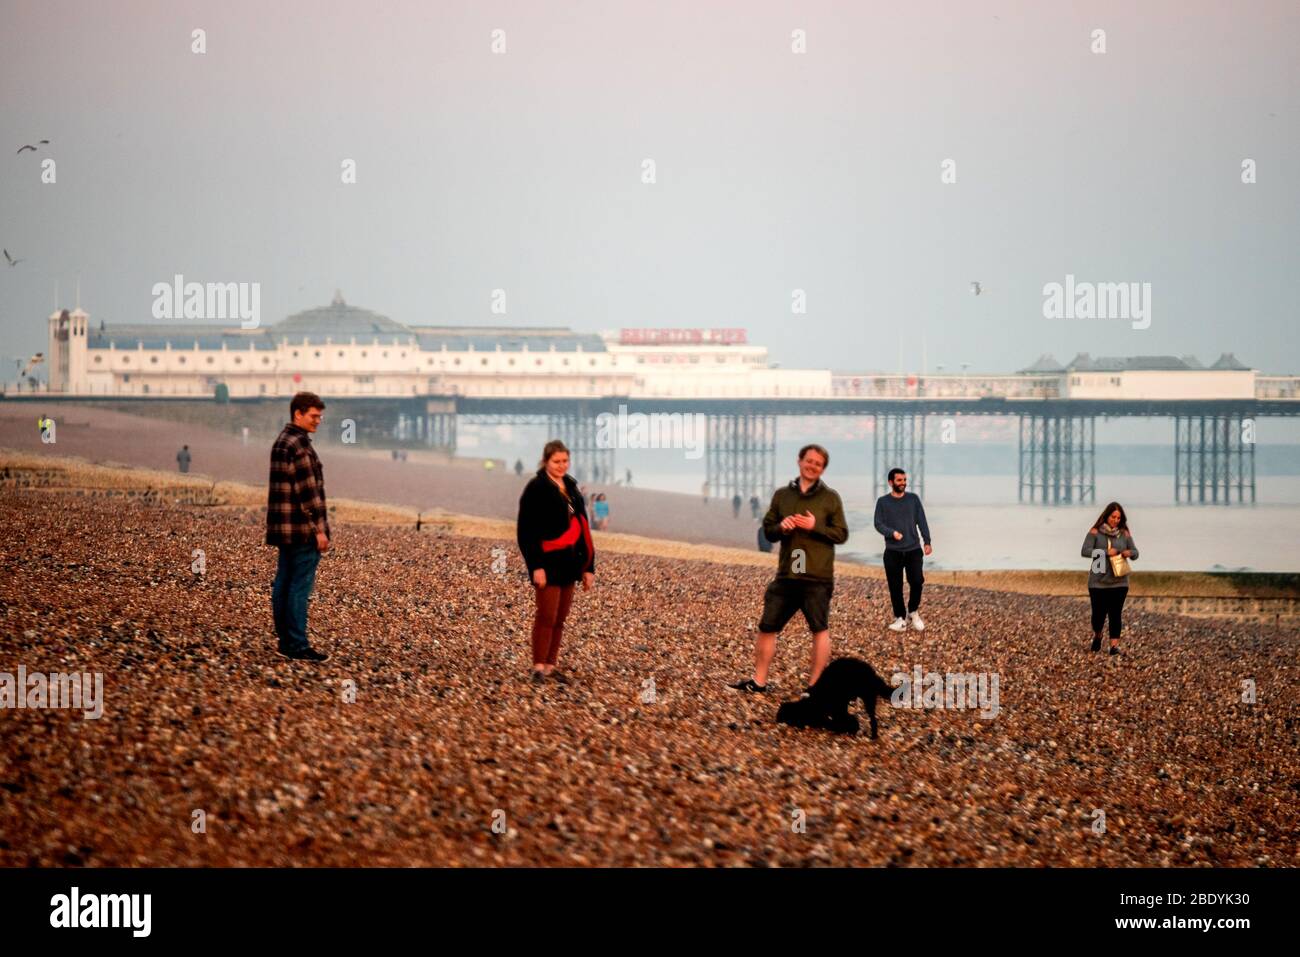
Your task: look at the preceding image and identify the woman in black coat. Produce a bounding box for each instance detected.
[516,440,595,682]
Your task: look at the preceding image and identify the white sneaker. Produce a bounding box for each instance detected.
[888,617,908,632]
[909,612,926,631]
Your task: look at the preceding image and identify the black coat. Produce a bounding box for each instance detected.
[516,470,595,586]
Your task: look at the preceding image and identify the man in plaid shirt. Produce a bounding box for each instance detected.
[266,392,331,661]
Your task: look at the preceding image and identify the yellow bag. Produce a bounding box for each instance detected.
[1108,534,1130,578]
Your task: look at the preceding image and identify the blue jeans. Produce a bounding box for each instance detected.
[272,543,322,651]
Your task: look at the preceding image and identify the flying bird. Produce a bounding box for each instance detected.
[3,249,23,267]
[970,281,982,295]
[15,140,49,154]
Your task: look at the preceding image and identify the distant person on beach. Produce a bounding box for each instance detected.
[514,459,524,477]
[731,444,848,694]
[750,494,761,519]
[625,468,632,486]
[516,440,595,683]
[176,445,191,473]
[874,468,932,633]
[266,392,330,662]
[1081,501,1138,656]
[731,493,742,518]
[593,492,610,530]
[701,480,709,503]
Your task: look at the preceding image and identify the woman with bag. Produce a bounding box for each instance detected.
[516,440,595,683]
[1080,501,1138,655]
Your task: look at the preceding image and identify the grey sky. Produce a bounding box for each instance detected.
[2,0,1297,379]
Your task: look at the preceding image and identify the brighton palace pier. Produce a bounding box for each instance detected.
[24,293,1300,504]
[42,292,814,400]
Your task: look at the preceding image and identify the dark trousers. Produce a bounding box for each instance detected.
[1089,586,1128,639]
[883,548,925,618]
[272,543,322,651]
[531,583,576,666]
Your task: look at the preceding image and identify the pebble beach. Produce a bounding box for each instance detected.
[1,479,1296,867]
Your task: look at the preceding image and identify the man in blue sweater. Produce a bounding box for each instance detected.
[873,468,932,632]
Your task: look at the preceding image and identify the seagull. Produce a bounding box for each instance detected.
[15,140,49,154]
[3,249,22,267]
[970,281,982,295]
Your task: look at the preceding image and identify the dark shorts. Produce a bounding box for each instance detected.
[758,577,834,634]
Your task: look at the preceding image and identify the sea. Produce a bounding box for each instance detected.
[467,433,1300,573]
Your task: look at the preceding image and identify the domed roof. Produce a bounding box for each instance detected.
[273,291,411,338]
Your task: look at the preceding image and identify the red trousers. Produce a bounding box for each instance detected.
[531,583,575,666]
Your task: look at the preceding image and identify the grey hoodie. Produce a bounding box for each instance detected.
[1081,526,1139,588]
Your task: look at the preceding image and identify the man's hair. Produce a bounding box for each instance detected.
[888,467,907,482]
[290,392,325,417]
[799,444,829,468]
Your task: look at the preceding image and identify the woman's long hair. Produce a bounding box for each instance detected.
[1092,501,1129,533]
[538,439,569,470]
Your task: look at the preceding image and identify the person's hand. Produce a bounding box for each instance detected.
[316,532,330,553]
[892,531,903,541]
[1089,527,1099,535]
[532,568,547,588]
[792,511,815,530]
[1106,546,1118,556]
[923,544,932,556]
[1121,549,1132,558]
[780,515,798,532]
[581,572,594,591]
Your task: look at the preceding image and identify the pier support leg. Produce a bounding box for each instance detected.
[1175,415,1254,505]
[705,414,777,502]
[546,411,615,485]
[1018,414,1094,505]
[872,413,926,499]
[424,398,458,454]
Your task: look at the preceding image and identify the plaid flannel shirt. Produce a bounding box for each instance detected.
[266,423,330,546]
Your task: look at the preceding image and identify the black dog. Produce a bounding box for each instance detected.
[775,657,894,738]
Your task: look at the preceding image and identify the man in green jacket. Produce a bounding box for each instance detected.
[731,444,849,694]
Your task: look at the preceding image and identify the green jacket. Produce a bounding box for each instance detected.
[762,478,849,581]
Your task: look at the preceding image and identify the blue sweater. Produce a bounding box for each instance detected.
[873,492,931,552]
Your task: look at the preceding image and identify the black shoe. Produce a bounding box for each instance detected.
[1090,635,1102,652]
[279,645,328,662]
[550,671,570,685]
[531,670,546,684]
[730,678,768,693]
[1108,646,1121,656]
